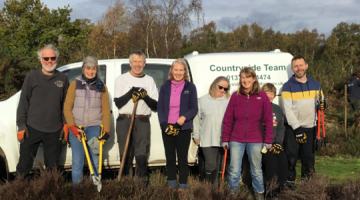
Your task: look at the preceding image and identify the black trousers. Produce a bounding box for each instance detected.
[348,97,360,114]
[262,150,288,196]
[116,116,150,180]
[284,124,316,182]
[202,147,223,172]
[16,125,62,177]
[162,129,191,184]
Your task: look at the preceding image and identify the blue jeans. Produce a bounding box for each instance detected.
[69,126,100,184]
[228,142,264,193]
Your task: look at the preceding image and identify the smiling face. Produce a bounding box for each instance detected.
[240,73,255,92]
[40,48,57,73]
[291,58,308,79]
[83,66,97,79]
[217,80,229,98]
[172,63,185,82]
[129,54,146,76]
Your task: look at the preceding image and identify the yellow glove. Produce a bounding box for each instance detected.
[269,144,283,154]
[132,91,140,102]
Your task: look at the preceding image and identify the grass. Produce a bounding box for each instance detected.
[294,156,360,184]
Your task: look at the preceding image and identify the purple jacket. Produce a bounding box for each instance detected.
[157,80,198,130]
[222,90,273,143]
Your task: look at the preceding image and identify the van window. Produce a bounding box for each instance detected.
[62,65,106,84]
[121,64,170,92]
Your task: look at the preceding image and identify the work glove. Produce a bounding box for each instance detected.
[17,129,29,144]
[70,125,82,142]
[132,91,140,102]
[165,123,180,136]
[318,100,327,110]
[161,121,169,132]
[294,127,307,144]
[98,131,110,142]
[59,124,69,144]
[222,142,229,150]
[269,143,283,154]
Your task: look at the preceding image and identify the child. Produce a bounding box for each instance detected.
[261,83,288,197]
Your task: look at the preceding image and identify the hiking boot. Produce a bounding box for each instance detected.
[254,192,264,200]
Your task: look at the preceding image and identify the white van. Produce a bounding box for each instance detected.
[0,50,293,180]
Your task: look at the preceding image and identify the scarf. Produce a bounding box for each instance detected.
[81,74,105,92]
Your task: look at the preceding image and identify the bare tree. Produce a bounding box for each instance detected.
[98,0,129,58]
[160,0,203,58]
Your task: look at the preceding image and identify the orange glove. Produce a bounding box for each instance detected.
[17,130,29,144]
[70,125,79,137]
[60,124,69,144]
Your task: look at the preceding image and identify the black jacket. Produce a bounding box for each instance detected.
[348,77,360,99]
[16,68,69,132]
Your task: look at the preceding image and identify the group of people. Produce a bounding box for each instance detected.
[16,44,325,200]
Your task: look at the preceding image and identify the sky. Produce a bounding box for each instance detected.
[1,0,359,37]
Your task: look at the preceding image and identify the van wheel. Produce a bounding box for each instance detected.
[0,149,12,182]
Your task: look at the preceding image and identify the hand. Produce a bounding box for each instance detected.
[222,142,229,150]
[17,129,29,144]
[269,143,283,154]
[132,91,140,102]
[98,131,110,142]
[318,100,327,110]
[60,124,69,144]
[138,88,147,99]
[176,116,186,126]
[70,125,83,142]
[264,143,272,150]
[194,140,200,146]
[294,127,307,144]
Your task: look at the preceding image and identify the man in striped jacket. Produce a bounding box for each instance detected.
[281,55,326,187]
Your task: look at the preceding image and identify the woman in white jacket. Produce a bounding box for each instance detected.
[193,76,231,183]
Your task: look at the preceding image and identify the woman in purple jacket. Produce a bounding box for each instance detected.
[157,58,198,194]
[222,67,273,200]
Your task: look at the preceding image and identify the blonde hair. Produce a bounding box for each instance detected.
[237,67,260,96]
[167,58,190,81]
[261,83,276,95]
[209,76,230,99]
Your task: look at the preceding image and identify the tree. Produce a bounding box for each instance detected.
[92,0,129,59]
[0,0,92,99]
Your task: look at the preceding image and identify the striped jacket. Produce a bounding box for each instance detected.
[281,75,324,130]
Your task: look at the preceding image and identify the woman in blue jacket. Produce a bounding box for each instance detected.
[157,58,198,194]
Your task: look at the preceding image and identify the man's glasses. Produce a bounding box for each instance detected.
[42,57,56,61]
[218,85,229,92]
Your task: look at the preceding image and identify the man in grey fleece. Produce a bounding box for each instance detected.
[16,44,69,177]
[261,83,287,197]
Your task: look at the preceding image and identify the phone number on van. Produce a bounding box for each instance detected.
[227,75,271,81]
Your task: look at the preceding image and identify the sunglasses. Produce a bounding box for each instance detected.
[218,85,229,92]
[42,57,56,61]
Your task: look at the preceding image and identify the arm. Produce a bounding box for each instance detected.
[192,100,201,141]
[274,106,285,145]
[222,93,235,142]
[157,84,166,124]
[16,73,33,131]
[143,79,158,111]
[61,77,69,124]
[63,81,76,127]
[113,76,132,109]
[281,84,300,130]
[182,84,198,121]
[101,85,111,132]
[263,93,274,144]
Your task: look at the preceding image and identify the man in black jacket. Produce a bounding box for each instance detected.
[347,72,360,114]
[16,44,69,177]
